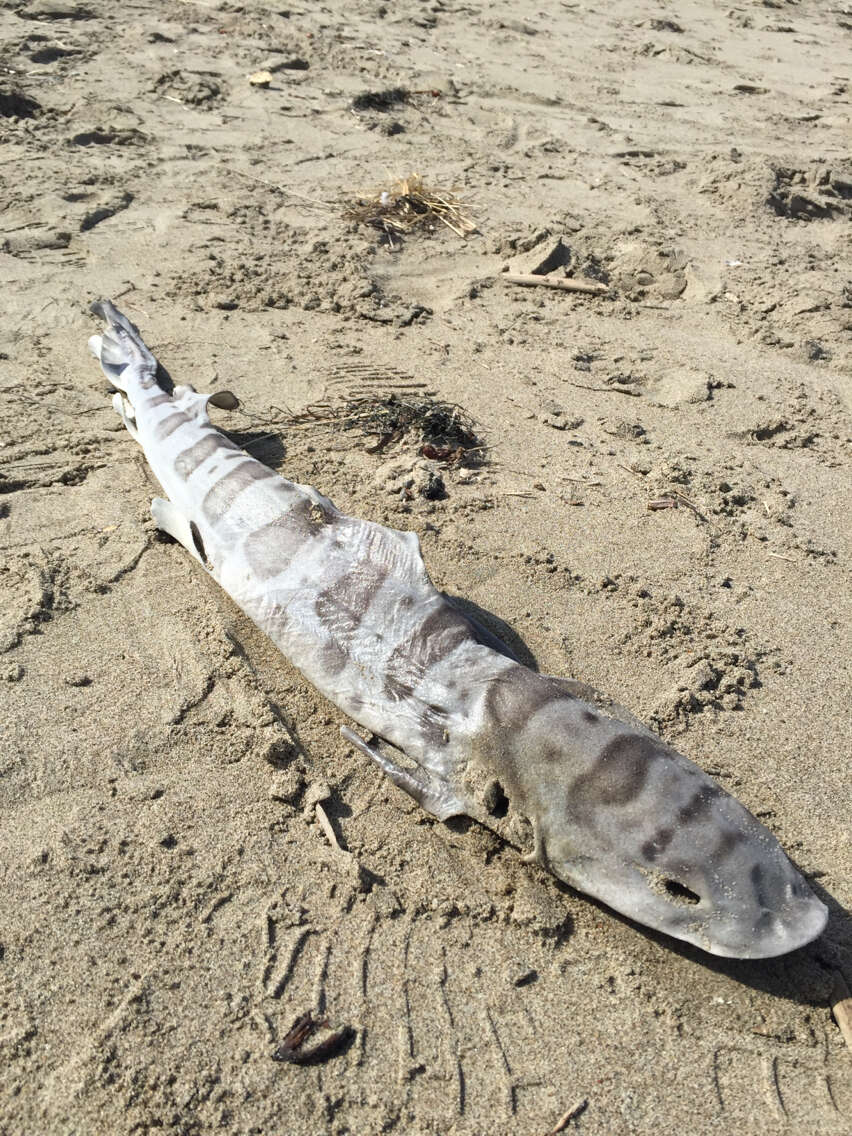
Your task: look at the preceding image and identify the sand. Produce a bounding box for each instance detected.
[1,0,851,1132]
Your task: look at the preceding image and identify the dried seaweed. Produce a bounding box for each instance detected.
[351,86,411,112]
[344,173,476,244]
[289,392,485,465]
[272,1011,355,1066]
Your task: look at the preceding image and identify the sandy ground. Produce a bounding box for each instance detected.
[1,0,851,1132]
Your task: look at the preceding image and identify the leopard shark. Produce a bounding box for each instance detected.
[88,299,828,959]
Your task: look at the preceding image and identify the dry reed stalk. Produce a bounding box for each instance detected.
[344,173,475,242]
[503,272,608,294]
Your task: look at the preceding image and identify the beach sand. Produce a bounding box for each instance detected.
[1,0,850,1131]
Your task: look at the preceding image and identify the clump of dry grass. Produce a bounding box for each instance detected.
[350,87,411,112]
[289,392,485,464]
[343,174,476,244]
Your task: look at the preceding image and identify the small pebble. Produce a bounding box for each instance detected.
[269,768,306,805]
[65,672,92,687]
[505,958,538,987]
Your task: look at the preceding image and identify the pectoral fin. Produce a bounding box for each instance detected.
[340,726,469,822]
[111,391,139,440]
[151,498,207,566]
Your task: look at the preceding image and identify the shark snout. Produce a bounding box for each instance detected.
[695,864,828,959]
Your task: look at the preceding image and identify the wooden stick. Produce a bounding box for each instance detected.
[647,497,678,510]
[436,212,467,237]
[547,1098,588,1133]
[315,802,344,853]
[670,490,711,526]
[503,273,608,295]
[567,380,640,397]
[831,971,852,1054]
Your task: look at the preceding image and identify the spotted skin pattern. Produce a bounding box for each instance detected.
[88,301,828,960]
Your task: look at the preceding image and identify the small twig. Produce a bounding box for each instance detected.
[436,212,466,237]
[647,497,679,510]
[547,1098,589,1133]
[315,802,344,852]
[669,490,710,525]
[642,486,710,525]
[2,221,48,235]
[0,155,48,167]
[503,273,608,295]
[276,1012,314,1055]
[566,380,640,397]
[831,971,852,1054]
[767,551,795,563]
[239,433,280,450]
[229,166,334,208]
[7,390,103,418]
[266,403,298,423]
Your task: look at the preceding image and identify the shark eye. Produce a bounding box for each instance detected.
[663,879,701,906]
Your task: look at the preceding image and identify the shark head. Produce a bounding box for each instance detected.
[485,670,828,958]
